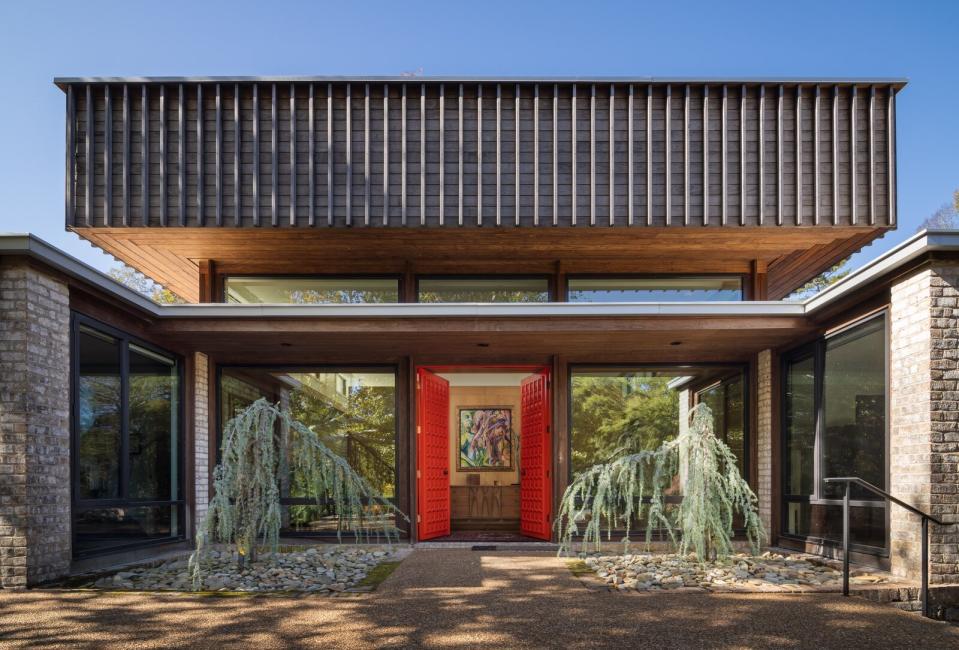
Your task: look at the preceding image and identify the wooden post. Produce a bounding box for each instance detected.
[751,259,768,301]
[198,260,216,303]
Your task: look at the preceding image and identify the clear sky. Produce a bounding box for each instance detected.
[0,0,956,276]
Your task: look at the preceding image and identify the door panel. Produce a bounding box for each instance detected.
[416,368,450,541]
[520,370,551,540]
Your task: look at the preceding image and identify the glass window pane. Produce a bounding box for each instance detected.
[822,317,886,499]
[77,327,122,500]
[225,277,399,304]
[696,376,746,476]
[73,505,177,555]
[219,368,398,536]
[568,277,742,302]
[784,501,886,549]
[784,353,816,497]
[418,278,549,303]
[128,345,178,500]
[570,370,683,475]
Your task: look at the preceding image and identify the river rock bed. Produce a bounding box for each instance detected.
[583,551,890,592]
[90,546,400,593]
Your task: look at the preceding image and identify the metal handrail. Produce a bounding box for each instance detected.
[824,477,943,618]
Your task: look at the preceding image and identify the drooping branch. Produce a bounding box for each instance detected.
[556,404,765,561]
[190,398,407,586]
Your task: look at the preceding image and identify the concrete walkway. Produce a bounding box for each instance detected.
[1,550,956,649]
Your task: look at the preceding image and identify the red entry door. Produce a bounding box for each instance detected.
[416,368,451,541]
[520,370,552,540]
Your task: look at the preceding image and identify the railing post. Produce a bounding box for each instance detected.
[921,516,929,618]
[842,481,850,597]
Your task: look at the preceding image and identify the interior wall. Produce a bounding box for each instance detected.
[448,386,521,487]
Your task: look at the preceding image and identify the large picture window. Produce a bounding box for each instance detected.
[781,313,887,553]
[72,318,182,557]
[570,366,747,476]
[218,367,397,536]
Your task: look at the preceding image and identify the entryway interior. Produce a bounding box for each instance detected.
[416,366,551,543]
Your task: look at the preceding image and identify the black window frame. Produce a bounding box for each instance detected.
[70,313,186,558]
[415,274,554,303]
[692,371,749,477]
[564,274,746,302]
[220,274,403,304]
[215,363,401,539]
[779,311,890,556]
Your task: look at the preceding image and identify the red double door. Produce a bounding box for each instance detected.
[416,368,552,541]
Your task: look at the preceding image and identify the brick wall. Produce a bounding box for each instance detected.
[756,349,774,542]
[890,264,959,583]
[0,262,71,587]
[193,352,210,530]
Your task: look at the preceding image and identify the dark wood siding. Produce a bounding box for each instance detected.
[64,79,901,229]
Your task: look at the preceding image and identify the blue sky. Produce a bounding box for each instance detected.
[0,0,956,276]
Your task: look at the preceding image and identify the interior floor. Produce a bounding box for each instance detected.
[427,531,545,543]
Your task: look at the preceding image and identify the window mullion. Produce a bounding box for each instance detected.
[119,338,131,500]
[812,340,824,502]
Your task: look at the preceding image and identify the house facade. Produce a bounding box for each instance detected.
[1,76,956,589]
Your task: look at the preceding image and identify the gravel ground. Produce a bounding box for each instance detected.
[1,549,955,649]
[86,547,397,593]
[584,551,889,592]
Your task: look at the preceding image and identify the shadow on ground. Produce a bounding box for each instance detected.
[1,550,955,649]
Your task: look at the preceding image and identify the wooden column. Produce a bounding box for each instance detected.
[198,260,216,303]
[553,261,567,302]
[402,262,417,303]
[751,259,769,301]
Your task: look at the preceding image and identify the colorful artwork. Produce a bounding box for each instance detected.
[458,407,513,470]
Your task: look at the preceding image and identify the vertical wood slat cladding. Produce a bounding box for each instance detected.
[65,80,899,229]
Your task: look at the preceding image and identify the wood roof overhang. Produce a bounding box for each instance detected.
[9,231,959,365]
[57,76,903,300]
[74,226,886,303]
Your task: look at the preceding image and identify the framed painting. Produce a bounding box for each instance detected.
[457,407,513,471]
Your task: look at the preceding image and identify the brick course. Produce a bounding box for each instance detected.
[890,264,959,583]
[0,262,71,587]
[193,352,209,528]
[756,349,774,541]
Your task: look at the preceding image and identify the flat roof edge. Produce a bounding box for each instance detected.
[804,229,959,313]
[52,76,910,91]
[0,233,160,313]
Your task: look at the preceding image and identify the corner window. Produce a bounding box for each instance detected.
[694,374,746,476]
[224,277,399,304]
[781,313,887,553]
[219,368,397,536]
[567,276,743,302]
[418,277,550,303]
[73,319,182,557]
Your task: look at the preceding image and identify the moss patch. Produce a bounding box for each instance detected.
[567,560,593,577]
[355,561,402,590]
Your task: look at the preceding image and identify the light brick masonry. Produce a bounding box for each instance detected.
[890,263,959,583]
[0,261,71,587]
[193,352,210,529]
[756,349,774,541]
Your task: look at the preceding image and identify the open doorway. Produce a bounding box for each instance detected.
[416,366,551,542]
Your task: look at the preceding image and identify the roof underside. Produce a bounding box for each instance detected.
[74,226,885,303]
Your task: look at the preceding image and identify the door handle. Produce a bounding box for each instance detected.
[443,469,449,476]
